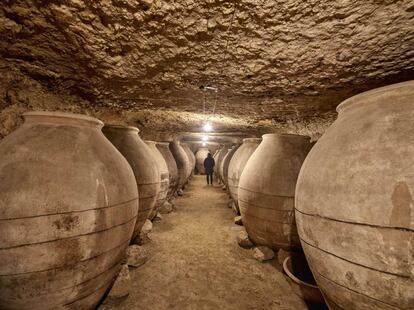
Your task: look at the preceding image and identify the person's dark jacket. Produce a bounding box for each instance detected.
[204,155,215,174]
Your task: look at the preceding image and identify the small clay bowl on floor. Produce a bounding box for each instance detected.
[283,256,325,306]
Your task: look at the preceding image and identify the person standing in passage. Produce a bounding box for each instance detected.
[204,152,215,185]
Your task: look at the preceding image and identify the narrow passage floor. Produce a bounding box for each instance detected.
[106,175,309,310]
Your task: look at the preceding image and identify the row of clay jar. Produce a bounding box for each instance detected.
[0,113,196,310]
[207,81,414,310]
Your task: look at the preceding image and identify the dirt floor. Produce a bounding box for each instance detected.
[104,175,313,310]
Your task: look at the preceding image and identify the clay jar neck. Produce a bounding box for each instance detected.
[221,144,232,149]
[232,143,241,149]
[23,111,104,129]
[336,80,414,116]
[102,125,140,138]
[242,138,261,145]
[261,133,310,147]
[145,141,157,147]
[156,142,170,149]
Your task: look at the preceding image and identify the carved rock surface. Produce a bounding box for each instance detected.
[253,246,275,262]
[234,216,243,226]
[237,231,254,249]
[159,201,174,214]
[0,0,413,137]
[125,245,148,268]
[107,264,131,299]
[141,219,153,236]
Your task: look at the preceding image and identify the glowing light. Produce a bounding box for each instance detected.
[203,122,213,132]
[202,136,208,141]
[202,142,207,146]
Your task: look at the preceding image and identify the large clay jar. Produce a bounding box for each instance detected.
[195,147,210,174]
[215,145,230,182]
[182,143,195,179]
[156,142,178,200]
[0,112,138,310]
[208,145,219,156]
[213,146,223,176]
[228,138,261,212]
[103,125,159,240]
[238,134,312,251]
[222,144,240,187]
[219,148,232,183]
[295,81,414,310]
[212,148,220,171]
[169,141,190,191]
[189,146,196,172]
[145,141,170,219]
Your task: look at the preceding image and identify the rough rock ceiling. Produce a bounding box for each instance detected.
[0,0,413,140]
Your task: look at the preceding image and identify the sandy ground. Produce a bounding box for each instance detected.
[104,175,312,310]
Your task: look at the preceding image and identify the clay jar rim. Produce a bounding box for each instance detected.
[156,142,170,146]
[282,256,319,289]
[242,138,262,143]
[199,141,219,145]
[23,111,104,128]
[262,133,310,141]
[337,80,414,114]
[103,124,140,133]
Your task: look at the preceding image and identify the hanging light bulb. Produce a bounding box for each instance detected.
[203,122,213,132]
[202,135,208,141]
[202,142,207,146]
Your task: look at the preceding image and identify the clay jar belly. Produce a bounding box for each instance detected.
[228,138,261,212]
[238,134,312,251]
[219,148,231,184]
[103,125,159,241]
[195,147,210,174]
[295,81,414,310]
[145,141,169,219]
[181,143,195,180]
[222,144,240,188]
[156,142,178,200]
[0,112,138,310]
[213,146,224,176]
[212,148,221,176]
[215,145,231,182]
[169,141,190,191]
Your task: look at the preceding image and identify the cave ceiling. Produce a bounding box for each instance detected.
[1,0,413,140]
